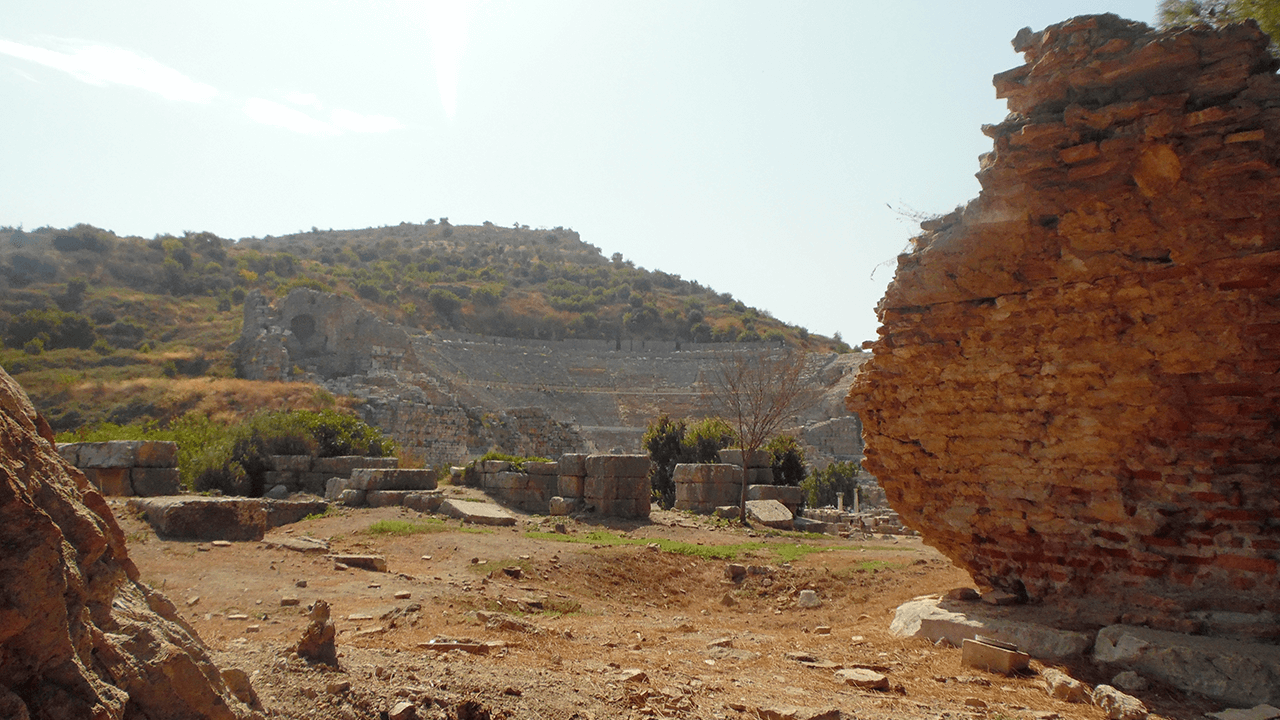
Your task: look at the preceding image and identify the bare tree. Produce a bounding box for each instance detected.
[705,348,822,522]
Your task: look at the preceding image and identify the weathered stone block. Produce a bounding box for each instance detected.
[720,449,771,469]
[299,473,331,496]
[524,461,559,475]
[75,441,141,468]
[586,454,650,478]
[439,499,516,526]
[324,477,349,499]
[339,489,365,506]
[404,491,444,513]
[961,638,1030,674]
[558,453,587,477]
[313,456,397,475]
[55,442,79,465]
[129,497,267,541]
[264,499,328,527]
[366,490,415,507]
[268,455,313,472]
[134,441,178,468]
[349,468,438,492]
[558,475,584,498]
[746,499,793,529]
[478,460,511,473]
[83,467,133,496]
[130,467,181,496]
[748,484,803,510]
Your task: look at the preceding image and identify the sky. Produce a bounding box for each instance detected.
[1,0,1159,345]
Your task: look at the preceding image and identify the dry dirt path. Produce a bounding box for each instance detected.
[111,493,1211,720]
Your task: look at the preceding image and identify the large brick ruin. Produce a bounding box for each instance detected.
[848,15,1280,634]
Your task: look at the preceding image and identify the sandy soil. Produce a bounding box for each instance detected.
[111,489,1216,720]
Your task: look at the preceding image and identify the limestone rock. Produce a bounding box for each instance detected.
[797,590,822,608]
[440,498,517,526]
[0,366,256,719]
[1092,685,1148,720]
[1042,668,1089,703]
[835,668,888,690]
[746,499,794,529]
[890,598,1093,659]
[1094,624,1280,706]
[293,600,338,665]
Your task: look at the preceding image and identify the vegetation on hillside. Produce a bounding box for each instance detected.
[0,220,848,430]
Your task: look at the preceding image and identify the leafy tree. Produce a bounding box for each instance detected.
[642,414,737,508]
[706,349,821,522]
[800,460,863,510]
[1159,0,1280,48]
[6,309,96,350]
[764,434,807,487]
[428,288,463,316]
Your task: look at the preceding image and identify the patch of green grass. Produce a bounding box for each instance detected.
[364,518,447,536]
[303,506,339,521]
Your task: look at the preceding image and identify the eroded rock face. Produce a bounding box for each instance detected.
[0,365,257,719]
[848,15,1280,631]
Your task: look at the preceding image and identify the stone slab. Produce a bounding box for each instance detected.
[439,499,517,526]
[349,468,438,492]
[890,598,1094,659]
[82,467,133,496]
[313,456,397,475]
[262,535,330,553]
[748,484,803,510]
[1095,624,1280,706]
[585,454,650,478]
[73,441,141,468]
[130,467,181,496]
[128,497,267,541]
[264,499,329,528]
[404,491,444,513]
[268,455,313,472]
[557,453,587,477]
[558,475,584,498]
[134,441,179,468]
[524,461,559,476]
[746,499,793,529]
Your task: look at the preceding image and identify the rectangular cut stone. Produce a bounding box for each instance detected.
[56,443,80,465]
[268,455,313,472]
[130,467,181,496]
[719,449,771,468]
[478,460,511,473]
[558,453,587,476]
[962,639,1030,674]
[404,491,444,513]
[134,441,178,468]
[366,490,415,507]
[83,467,133,496]
[324,477,351,499]
[558,475,584,498]
[313,456,397,475]
[524,461,559,475]
[76,441,141,468]
[746,499,793,529]
[349,468,438,491]
[586,454,650,478]
[264,499,329,527]
[748,485,804,513]
[439,498,516,526]
[584,476,615,501]
[129,497,267,541]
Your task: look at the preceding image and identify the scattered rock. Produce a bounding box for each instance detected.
[1093,685,1149,720]
[326,554,387,572]
[293,599,339,666]
[1042,668,1089,703]
[281,596,300,607]
[1112,670,1149,693]
[326,680,351,694]
[388,700,417,720]
[814,626,832,635]
[220,668,260,708]
[708,637,734,649]
[964,697,988,709]
[725,563,747,581]
[835,668,889,690]
[797,590,821,608]
[721,593,739,607]
[265,484,290,499]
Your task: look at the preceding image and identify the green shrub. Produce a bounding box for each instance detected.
[470,450,550,472]
[642,415,738,508]
[764,434,806,487]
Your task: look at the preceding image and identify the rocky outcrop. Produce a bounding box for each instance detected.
[848,15,1280,632]
[0,365,258,719]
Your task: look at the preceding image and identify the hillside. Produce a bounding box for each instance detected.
[0,221,852,431]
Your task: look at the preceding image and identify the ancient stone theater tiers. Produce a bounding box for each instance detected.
[848,14,1280,634]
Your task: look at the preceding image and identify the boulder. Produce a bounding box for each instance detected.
[1095,624,1280,706]
[890,597,1094,659]
[746,499,793,529]
[129,496,268,541]
[0,366,257,719]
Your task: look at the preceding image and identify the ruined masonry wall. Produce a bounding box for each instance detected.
[848,15,1280,632]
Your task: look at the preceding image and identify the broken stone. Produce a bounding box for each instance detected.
[835,668,889,690]
[280,597,300,607]
[961,638,1030,674]
[1041,667,1089,703]
[388,700,417,720]
[1112,670,1149,693]
[1092,684,1149,720]
[293,600,338,666]
[326,554,387,572]
[797,590,821,608]
[890,598,1093,658]
[725,563,747,581]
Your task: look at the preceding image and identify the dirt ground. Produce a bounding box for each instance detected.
[111,488,1218,720]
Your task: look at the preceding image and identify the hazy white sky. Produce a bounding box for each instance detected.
[1,0,1157,343]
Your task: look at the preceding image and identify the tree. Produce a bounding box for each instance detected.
[705,349,821,522]
[1158,1,1280,49]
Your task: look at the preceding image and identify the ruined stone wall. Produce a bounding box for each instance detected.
[848,15,1280,632]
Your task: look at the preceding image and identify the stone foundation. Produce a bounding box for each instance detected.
[848,14,1280,633]
[461,453,651,518]
[57,440,181,496]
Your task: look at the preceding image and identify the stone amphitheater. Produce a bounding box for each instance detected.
[231,288,868,468]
